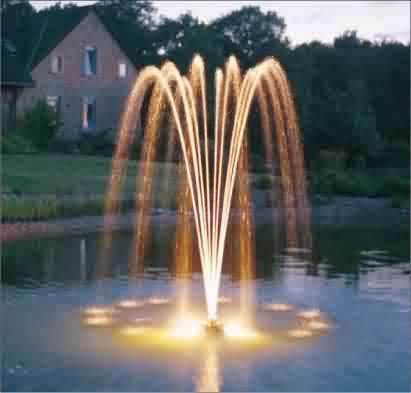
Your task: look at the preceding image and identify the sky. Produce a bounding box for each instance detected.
[30,0,410,46]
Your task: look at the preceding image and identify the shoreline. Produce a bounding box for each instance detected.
[1,196,408,242]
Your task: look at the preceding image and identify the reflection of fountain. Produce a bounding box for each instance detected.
[197,339,220,393]
[103,55,311,325]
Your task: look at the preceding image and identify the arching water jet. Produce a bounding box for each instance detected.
[102,55,311,327]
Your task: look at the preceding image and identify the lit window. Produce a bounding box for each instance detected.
[83,46,97,75]
[51,55,63,73]
[82,97,96,130]
[47,96,60,121]
[118,62,127,78]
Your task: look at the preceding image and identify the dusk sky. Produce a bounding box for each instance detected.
[31,1,410,46]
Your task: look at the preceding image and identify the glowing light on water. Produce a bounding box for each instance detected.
[120,326,147,336]
[307,320,330,330]
[117,299,144,308]
[118,299,144,308]
[148,296,171,305]
[169,318,202,338]
[223,321,257,339]
[196,340,220,393]
[287,328,313,338]
[103,54,312,321]
[298,308,321,319]
[264,303,294,311]
[84,316,112,326]
[83,306,114,316]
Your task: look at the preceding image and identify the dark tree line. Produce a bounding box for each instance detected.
[2,0,410,169]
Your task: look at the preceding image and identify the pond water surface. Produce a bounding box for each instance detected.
[2,214,410,392]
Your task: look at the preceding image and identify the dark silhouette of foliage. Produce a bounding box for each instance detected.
[1,2,409,171]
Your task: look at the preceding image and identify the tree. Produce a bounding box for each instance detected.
[96,0,156,27]
[366,41,410,147]
[1,0,36,65]
[209,6,290,68]
[153,13,224,71]
[93,0,158,66]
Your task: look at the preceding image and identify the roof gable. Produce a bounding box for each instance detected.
[28,6,139,70]
[29,6,91,69]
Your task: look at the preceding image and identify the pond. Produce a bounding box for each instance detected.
[2,214,410,392]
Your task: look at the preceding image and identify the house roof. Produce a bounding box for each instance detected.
[1,39,34,87]
[28,6,141,70]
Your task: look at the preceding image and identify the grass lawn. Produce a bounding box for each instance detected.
[1,154,180,221]
[2,154,178,196]
[1,153,408,222]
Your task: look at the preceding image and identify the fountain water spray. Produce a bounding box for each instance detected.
[102,55,311,326]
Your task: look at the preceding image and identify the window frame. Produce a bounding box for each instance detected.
[83,46,97,76]
[46,96,61,124]
[118,62,127,78]
[82,96,96,131]
[51,55,63,74]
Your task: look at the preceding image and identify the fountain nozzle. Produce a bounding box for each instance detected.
[204,319,224,335]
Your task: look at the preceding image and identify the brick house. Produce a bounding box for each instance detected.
[1,38,34,133]
[17,6,139,139]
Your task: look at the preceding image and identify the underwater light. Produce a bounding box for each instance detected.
[204,319,224,335]
[169,318,203,338]
[223,321,257,339]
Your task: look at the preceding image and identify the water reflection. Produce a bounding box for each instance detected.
[196,339,220,392]
[2,220,410,392]
[3,223,409,290]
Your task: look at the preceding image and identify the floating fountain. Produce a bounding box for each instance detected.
[101,54,312,333]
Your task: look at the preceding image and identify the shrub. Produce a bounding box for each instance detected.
[390,196,406,208]
[311,167,410,199]
[77,129,116,156]
[311,168,367,196]
[18,100,59,150]
[1,133,38,154]
[378,176,410,198]
[48,138,80,154]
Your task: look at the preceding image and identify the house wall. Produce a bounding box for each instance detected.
[18,11,137,139]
